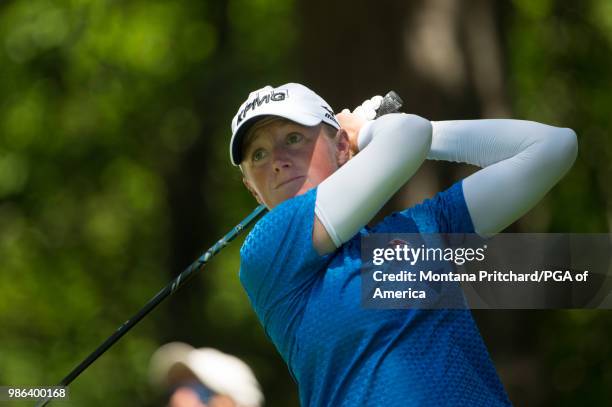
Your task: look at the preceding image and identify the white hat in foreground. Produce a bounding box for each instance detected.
[149,342,264,407]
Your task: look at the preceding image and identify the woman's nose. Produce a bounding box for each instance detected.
[272,148,292,172]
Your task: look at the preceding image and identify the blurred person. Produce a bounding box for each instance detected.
[149,342,264,407]
[230,83,578,406]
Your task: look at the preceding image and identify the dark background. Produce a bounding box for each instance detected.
[0,0,610,405]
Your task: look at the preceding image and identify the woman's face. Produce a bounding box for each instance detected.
[240,118,349,209]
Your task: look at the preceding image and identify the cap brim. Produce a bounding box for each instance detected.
[230,111,324,166]
[149,342,197,388]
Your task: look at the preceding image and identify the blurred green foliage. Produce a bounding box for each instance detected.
[510,0,611,233]
[0,0,609,406]
[0,0,298,405]
[506,1,612,405]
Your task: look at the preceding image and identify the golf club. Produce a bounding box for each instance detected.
[35,90,403,406]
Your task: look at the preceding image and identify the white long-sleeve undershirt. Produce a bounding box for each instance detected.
[315,116,578,247]
[315,113,432,247]
[429,119,578,235]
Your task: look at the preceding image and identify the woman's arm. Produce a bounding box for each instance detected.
[313,113,432,254]
[429,120,578,235]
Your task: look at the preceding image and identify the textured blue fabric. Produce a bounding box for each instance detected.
[239,181,512,407]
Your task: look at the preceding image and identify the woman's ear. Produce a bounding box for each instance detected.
[335,128,351,166]
[243,177,263,205]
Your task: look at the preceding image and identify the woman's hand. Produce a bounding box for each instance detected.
[336,109,366,155]
[336,96,383,155]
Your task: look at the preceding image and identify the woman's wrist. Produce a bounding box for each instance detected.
[356,120,376,151]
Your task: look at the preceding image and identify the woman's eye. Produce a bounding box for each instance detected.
[252,149,266,162]
[287,133,303,144]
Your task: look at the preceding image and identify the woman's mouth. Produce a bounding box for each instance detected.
[275,176,305,189]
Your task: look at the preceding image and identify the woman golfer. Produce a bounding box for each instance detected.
[229,83,577,406]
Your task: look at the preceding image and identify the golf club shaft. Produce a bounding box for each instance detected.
[34,205,267,407]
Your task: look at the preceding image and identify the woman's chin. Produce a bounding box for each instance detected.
[295,182,316,197]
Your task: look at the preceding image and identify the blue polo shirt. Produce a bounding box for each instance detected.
[239,181,511,406]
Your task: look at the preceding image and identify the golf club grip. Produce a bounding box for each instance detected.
[375,91,403,118]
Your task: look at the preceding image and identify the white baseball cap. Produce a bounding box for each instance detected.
[229,83,340,165]
[149,342,264,407]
